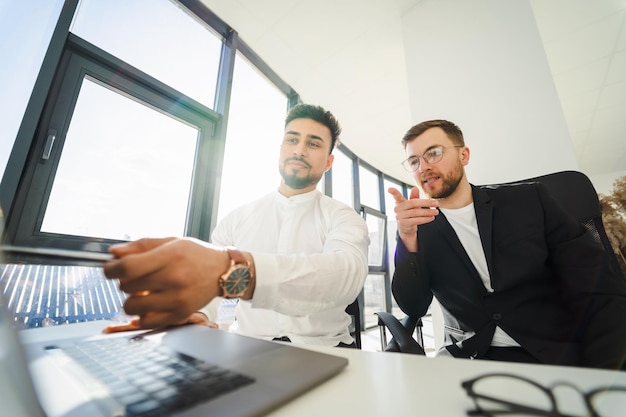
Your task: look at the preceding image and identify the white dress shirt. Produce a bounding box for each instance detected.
[200,189,369,347]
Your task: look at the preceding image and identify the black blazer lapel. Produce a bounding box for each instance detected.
[432,211,478,279]
[472,185,495,278]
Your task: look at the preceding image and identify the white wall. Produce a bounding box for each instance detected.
[401,0,578,185]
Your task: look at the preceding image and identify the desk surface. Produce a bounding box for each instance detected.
[20,322,626,417]
[266,345,626,417]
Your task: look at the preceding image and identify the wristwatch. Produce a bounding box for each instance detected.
[219,248,252,298]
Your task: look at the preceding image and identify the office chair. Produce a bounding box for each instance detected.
[375,312,424,354]
[345,298,362,349]
[376,170,623,355]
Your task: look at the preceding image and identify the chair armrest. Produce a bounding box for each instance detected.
[375,312,425,355]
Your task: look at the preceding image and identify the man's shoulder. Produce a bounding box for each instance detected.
[318,194,365,218]
[474,180,542,199]
[318,192,353,210]
[476,179,540,191]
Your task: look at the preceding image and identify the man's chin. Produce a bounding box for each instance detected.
[283,176,312,190]
[421,183,437,197]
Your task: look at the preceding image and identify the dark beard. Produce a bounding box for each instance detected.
[281,172,316,189]
[279,158,323,190]
[430,166,463,199]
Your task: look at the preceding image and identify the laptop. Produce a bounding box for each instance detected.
[1,244,114,267]
[0,228,348,417]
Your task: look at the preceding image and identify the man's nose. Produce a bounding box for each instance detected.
[293,142,307,155]
[417,158,431,173]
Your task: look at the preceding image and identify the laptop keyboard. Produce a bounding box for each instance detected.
[46,336,255,417]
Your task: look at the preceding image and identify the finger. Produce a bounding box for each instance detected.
[387,187,407,204]
[103,246,172,288]
[185,312,218,328]
[137,311,188,330]
[122,290,195,323]
[396,205,440,220]
[101,318,141,334]
[108,237,176,257]
[409,187,420,200]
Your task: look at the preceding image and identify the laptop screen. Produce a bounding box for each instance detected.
[0,206,127,330]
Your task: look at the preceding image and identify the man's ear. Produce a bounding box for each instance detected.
[460,146,470,166]
[324,154,335,172]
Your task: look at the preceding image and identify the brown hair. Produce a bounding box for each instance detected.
[401,119,465,148]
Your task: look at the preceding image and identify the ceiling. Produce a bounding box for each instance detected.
[531,0,626,187]
[200,0,626,190]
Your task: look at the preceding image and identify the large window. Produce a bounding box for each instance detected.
[41,77,199,240]
[70,0,222,108]
[361,207,388,328]
[0,0,64,180]
[216,53,288,224]
[359,165,381,211]
[329,149,355,208]
[7,35,219,250]
[1,0,414,331]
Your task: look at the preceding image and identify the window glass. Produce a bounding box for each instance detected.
[329,150,354,208]
[363,273,385,328]
[363,211,385,267]
[216,52,287,224]
[359,165,380,210]
[0,0,64,180]
[41,77,198,240]
[70,0,221,107]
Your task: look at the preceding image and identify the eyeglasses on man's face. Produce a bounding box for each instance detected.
[462,372,626,417]
[401,145,463,172]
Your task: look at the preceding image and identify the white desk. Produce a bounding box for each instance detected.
[20,322,626,417]
[266,346,626,417]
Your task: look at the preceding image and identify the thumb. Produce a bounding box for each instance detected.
[387,187,407,203]
[409,187,420,200]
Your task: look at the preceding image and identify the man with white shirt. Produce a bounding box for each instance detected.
[104,104,369,348]
[389,119,626,369]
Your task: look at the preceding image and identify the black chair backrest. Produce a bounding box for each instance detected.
[497,171,623,279]
[345,299,362,349]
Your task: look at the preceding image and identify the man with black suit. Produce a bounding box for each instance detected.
[389,119,626,369]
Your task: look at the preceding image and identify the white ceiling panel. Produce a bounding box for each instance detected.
[605,48,626,84]
[598,79,626,108]
[553,58,610,95]
[542,14,623,74]
[202,0,626,185]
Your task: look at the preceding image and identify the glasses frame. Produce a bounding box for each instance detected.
[462,372,626,417]
[400,145,463,172]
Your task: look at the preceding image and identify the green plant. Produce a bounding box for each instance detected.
[598,175,626,277]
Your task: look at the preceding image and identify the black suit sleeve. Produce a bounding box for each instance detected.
[391,233,433,319]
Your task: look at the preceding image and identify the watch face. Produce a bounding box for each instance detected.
[223,265,251,296]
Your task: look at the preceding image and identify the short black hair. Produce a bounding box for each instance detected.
[285,104,341,153]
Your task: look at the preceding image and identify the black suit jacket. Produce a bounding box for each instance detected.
[392,182,626,369]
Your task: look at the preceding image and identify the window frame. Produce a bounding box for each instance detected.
[6,33,222,250]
